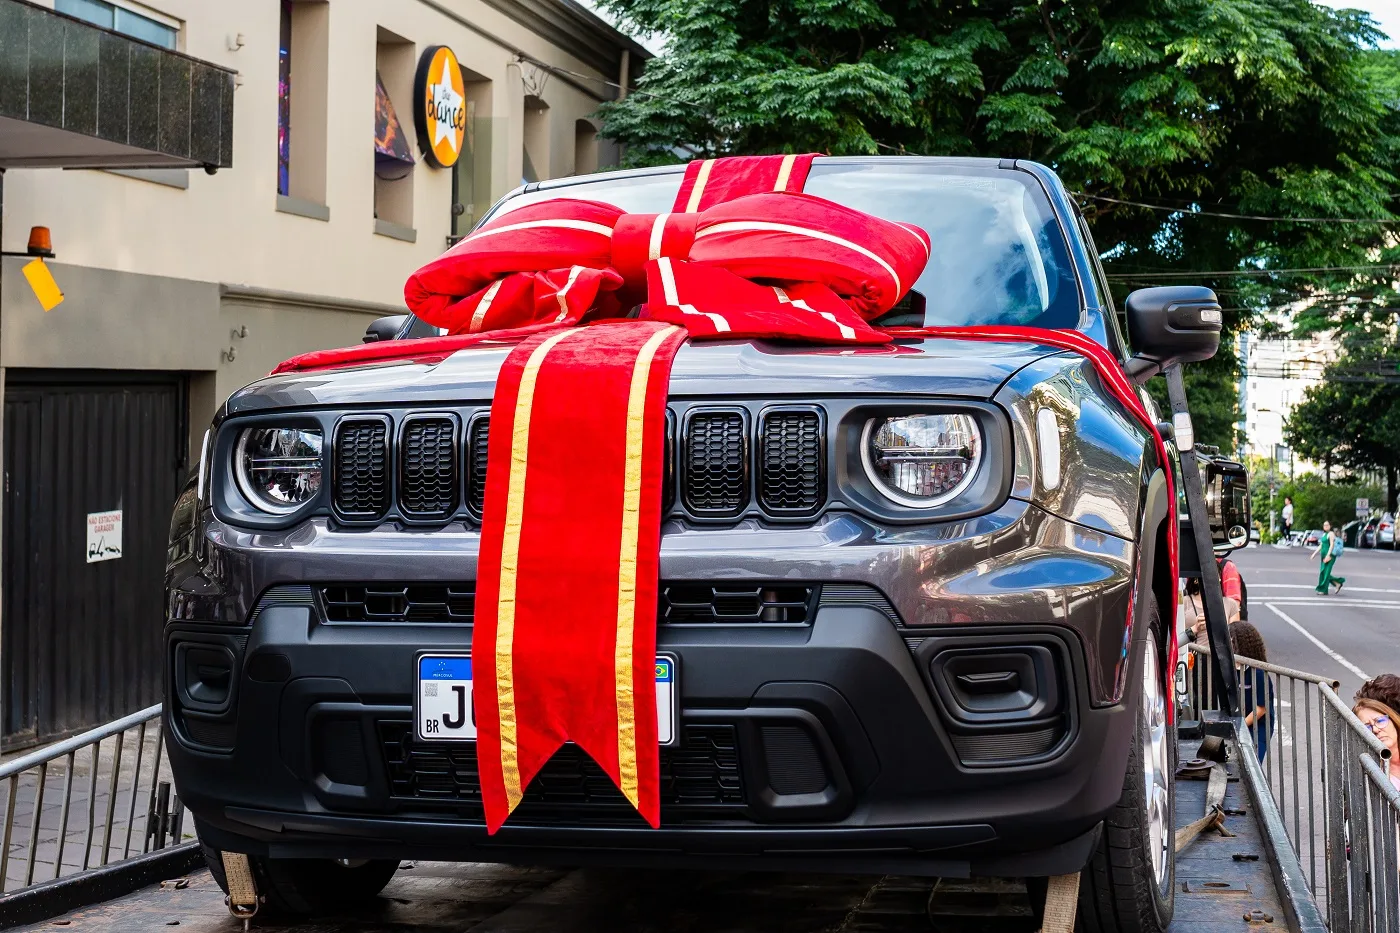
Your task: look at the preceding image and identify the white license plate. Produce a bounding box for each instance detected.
[415,654,678,745]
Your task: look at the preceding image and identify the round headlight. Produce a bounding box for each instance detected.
[234,427,323,513]
[861,414,982,507]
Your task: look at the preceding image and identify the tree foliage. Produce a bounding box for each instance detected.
[597,0,1400,449]
[1286,344,1400,512]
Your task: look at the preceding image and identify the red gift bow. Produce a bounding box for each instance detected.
[403,193,933,346]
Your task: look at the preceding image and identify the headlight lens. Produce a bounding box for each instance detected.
[234,427,323,513]
[862,414,982,507]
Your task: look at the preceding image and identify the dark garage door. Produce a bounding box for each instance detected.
[2,371,186,748]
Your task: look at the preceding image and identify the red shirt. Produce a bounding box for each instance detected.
[1219,559,1242,603]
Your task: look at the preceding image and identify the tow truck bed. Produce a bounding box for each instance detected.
[13,736,1289,933]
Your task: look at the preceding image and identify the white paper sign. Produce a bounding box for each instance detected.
[86,510,122,563]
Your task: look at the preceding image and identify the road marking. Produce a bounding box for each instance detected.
[1258,598,1400,609]
[1263,603,1370,681]
[1250,583,1400,595]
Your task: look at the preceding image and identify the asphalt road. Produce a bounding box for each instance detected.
[1230,541,1400,703]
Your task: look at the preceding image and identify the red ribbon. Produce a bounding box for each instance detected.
[402,193,931,346]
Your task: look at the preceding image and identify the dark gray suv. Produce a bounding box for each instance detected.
[165,157,1217,932]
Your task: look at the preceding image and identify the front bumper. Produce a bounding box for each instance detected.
[167,497,1142,877]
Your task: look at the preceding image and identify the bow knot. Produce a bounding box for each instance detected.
[405,192,931,345]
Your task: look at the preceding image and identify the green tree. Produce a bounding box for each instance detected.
[1286,346,1400,512]
[598,0,1400,449]
[1274,474,1383,531]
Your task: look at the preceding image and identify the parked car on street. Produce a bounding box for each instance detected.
[1361,516,1381,549]
[1303,528,1324,547]
[1378,513,1395,550]
[165,157,1227,932]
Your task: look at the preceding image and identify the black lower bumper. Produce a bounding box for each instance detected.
[168,598,1139,877]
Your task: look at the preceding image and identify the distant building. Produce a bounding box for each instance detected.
[1239,328,1338,475]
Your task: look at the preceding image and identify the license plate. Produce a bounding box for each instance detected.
[415,654,678,745]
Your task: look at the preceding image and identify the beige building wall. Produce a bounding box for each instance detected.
[1,0,639,453]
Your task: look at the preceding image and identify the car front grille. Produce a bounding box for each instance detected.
[399,416,459,519]
[332,419,389,520]
[758,409,824,514]
[321,584,475,623]
[316,582,818,626]
[327,405,829,523]
[660,583,816,624]
[683,410,748,515]
[467,417,490,514]
[378,721,745,822]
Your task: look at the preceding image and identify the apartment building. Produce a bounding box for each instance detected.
[1239,329,1337,474]
[0,0,645,745]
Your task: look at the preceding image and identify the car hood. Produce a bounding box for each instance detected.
[224,336,1070,415]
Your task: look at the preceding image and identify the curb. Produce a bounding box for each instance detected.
[0,843,202,930]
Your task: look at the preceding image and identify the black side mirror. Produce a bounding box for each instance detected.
[364,314,409,344]
[1123,286,1222,384]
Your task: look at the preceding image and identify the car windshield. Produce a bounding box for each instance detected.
[439,160,1083,331]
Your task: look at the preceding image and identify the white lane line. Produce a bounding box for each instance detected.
[1263,602,1371,681]
[1250,583,1400,595]
[1259,598,1400,609]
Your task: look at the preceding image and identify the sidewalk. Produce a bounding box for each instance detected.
[0,722,188,892]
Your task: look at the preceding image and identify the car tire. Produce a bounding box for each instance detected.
[1076,599,1175,933]
[200,841,400,916]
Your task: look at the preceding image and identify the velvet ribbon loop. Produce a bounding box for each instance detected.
[403,193,932,346]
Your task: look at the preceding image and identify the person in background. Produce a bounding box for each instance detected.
[1185,555,1243,645]
[1230,622,1273,762]
[1353,674,1400,791]
[1310,520,1346,595]
[1281,497,1294,545]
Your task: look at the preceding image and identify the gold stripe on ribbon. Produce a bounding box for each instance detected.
[469,279,505,333]
[614,325,682,807]
[495,328,583,812]
[685,160,714,213]
[773,154,797,191]
[648,213,670,260]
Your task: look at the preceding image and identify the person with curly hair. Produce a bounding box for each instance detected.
[1230,622,1273,761]
[1354,674,1400,791]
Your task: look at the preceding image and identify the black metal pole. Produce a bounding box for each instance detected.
[1164,363,1240,716]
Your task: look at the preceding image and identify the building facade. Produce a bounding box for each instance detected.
[0,0,644,745]
[1239,329,1337,474]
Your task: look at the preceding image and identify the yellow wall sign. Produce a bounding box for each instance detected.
[21,258,63,312]
[414,46,467,169]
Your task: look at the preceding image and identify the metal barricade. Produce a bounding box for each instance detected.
[1185,642,1400,930]
[0,704,185,894]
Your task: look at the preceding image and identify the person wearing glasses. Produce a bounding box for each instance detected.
[1354,674,1400,791]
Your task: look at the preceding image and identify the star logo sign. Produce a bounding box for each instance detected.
[428,57,464,155]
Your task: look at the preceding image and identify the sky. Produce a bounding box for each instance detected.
[1318,0,1400,46]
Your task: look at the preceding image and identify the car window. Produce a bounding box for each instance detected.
[440,161,1083,331]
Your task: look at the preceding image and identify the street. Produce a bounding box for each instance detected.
[1230,542,1400,703]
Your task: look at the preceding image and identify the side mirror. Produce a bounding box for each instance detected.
[364,314,409,344]
[1123,286,1222,384]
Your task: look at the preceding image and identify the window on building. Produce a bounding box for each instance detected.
[452,70,493,239]
[275,0,330,212]
[373,28,416,236]
[574,119,598,175]
[277,0,292,197]
[56,0,178,48]
[522,96,549,184]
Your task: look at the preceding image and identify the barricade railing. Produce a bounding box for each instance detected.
[1185,642,1400,931]
[0,704,186,895]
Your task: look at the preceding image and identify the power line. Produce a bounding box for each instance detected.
[1077,193,1400,225]
[1104,264,1400,279]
